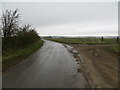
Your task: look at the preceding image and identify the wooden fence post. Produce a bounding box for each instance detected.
[102,37,103,42]
[117,37,118,43]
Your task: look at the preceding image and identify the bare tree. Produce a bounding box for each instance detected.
[1,9,20,38]
[21,24,31,32]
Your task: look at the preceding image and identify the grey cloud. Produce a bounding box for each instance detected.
[2,2,118,36]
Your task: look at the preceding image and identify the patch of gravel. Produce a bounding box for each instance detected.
[64,44,84,65]
[63,44,97,88]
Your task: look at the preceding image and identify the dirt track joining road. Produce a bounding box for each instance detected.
[71,45,118,88]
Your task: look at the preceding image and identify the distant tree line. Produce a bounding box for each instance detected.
[0,9,40,55]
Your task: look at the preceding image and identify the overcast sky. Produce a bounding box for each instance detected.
[1,1,118,36]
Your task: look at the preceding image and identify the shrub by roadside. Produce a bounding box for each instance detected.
[0,9,45,71]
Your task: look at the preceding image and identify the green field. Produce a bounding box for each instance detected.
[3,40,44,71]
[46,37,118,44]
[46,37,119,54]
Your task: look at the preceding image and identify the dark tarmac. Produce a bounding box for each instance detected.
[3,40,87,88]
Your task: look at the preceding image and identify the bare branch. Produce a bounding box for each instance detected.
[1,9,20,38]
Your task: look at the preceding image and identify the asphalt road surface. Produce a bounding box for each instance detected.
[3,40,87,88]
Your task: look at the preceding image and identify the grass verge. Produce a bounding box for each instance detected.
[2,40,44,71]
[107,46,119,54]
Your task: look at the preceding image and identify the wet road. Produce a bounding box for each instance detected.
[3,40,87,88]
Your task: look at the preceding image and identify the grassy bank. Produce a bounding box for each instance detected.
[3,40,44,71]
